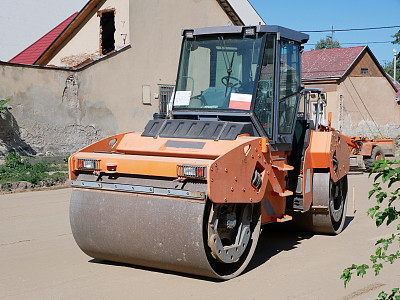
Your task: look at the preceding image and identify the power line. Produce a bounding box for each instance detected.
[307,41,394,46]
[302,25,400,33]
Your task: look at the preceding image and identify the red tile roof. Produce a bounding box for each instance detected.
[8,12,78,65]
[302,46,366,79]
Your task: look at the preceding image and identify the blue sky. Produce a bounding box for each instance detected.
[0,0,87,61]
[249,0,400,65]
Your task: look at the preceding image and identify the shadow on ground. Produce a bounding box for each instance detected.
[244,222,314,274]
[246,215,354,274]
[343,215,354,230]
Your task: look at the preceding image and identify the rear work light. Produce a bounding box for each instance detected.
[177,165,207,179]
[77,158,100,170]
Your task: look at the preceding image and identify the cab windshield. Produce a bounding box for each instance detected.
[174,34,264,110]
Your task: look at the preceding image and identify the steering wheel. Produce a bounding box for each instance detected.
[221,76,242,88]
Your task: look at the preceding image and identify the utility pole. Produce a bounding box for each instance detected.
[331,25,334,48]
[394,49,397,82]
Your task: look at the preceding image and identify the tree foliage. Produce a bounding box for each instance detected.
[312,37,341,50]
[383,60,400,83]
[393,30,400,45]
[341,159,400,300]
[384,30,400,83]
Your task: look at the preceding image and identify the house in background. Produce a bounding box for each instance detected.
[0,0,264,154]
[302,46,400,138]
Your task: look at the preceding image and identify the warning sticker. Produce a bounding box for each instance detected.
[228,93,252,110]
[173,91,192,106]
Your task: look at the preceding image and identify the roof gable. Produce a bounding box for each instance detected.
[302,45,398,93]
[219,0,265,26]
[36,0,264,66]
[8,12,78,65]
[302,46,365,79]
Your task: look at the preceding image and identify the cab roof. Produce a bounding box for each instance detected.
[182,25,309,44]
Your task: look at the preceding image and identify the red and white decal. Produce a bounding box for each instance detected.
[229,93,252,110]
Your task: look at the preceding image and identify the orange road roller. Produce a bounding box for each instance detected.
[69,25,350,279]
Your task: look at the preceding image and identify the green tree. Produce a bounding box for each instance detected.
[383,60,400,83]
[385,30,400,82]
[393,30,400,45]
[341,160,400,300]
[312,36,341,50]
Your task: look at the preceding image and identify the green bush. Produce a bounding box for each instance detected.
[5,152,22,169]
[0,152,68,185]
[64,154,70,164]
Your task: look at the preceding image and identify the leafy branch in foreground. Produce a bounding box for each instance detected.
[340,159,400,300]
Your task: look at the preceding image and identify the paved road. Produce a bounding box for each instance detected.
[1,173,399,300]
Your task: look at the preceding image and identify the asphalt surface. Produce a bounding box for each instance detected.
[1,173,399,300]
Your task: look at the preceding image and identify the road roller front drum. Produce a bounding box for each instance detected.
[70,188,262,280]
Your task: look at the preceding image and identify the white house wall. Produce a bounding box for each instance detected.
[48,0,130,67]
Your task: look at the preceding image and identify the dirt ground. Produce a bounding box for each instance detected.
[1,172,399,300]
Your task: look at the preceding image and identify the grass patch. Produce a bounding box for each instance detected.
[0,152,68,185]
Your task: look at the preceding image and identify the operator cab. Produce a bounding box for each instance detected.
[145,26,308,150]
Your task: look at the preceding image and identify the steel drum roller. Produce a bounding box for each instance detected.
[70,188,261,279]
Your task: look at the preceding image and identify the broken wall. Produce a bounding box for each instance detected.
[0,62,116,154]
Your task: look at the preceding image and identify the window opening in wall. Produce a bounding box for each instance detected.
[361,68,368,75]
[100,10,115,55]
[159,84,175,115]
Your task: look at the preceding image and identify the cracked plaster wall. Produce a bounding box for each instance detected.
[0,63,117,154]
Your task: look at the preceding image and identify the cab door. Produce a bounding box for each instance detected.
[274,40,302,149]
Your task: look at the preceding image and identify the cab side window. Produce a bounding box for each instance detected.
[278,42,300,134]
[254,35,276,139]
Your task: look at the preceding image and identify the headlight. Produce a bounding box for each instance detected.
[177,165,207,179]
[77,158,100,170]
